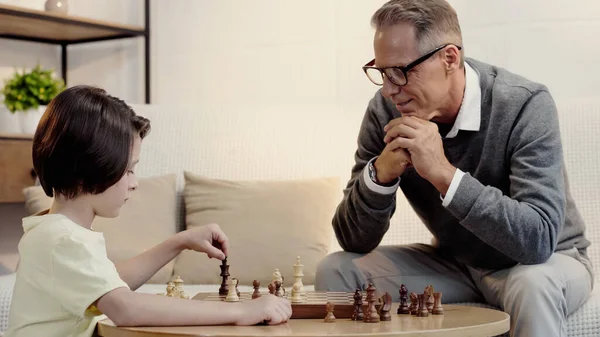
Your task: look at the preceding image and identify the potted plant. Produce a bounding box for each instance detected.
[0,65,65,134]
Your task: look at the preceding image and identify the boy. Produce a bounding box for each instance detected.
[5,85,291,337]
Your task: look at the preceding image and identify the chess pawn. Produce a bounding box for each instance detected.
[291,282,304,303]
[165,282,175,297]
[409,292,418,315]
[324,302,336,323]
[417,294,429,317]
[225,278,240,302]
[397,284,410,314]
[268,281,275,295]
[274,280,284,297]
[252,280,262,299]
[432,292,444,315]
[352,289,364,321]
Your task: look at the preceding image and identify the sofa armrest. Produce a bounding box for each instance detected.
[0,273,16,334]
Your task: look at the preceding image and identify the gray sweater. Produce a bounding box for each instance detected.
[333,58,591,270]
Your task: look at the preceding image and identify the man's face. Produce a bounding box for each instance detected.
[374,23,451,122]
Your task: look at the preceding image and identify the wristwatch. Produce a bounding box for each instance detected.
[368,160,379,184]
[368,160,398,186]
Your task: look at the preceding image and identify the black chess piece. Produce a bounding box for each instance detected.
[397,284,410,314]
[364,283,380,323]
[218,257,230,295]
[274,280,284,297]
[352,288,364,321]
[252,280,262,299]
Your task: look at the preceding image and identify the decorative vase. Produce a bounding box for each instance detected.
[44,0,68,14]
[19,106,46,135]
[0,106,21,134]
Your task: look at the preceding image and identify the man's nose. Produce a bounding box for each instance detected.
[381,76,401,98]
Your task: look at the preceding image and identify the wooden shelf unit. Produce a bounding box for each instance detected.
[0,1,151,103]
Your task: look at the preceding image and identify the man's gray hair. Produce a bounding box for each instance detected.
[371,0,464,66]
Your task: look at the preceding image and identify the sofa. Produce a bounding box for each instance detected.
[1,98,599,336]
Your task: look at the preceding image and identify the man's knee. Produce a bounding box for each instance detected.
[502,261,565,311]
[315,251,364,292]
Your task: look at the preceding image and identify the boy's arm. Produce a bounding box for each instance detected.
[115,223,229,290]
[96,287,291,326]
[115,233,186,290]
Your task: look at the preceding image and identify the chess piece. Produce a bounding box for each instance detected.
[225,278,240,302]
[291,281,304,303]
[165,282,175,297]
[432,292,444,315]
[252,280,262,299]
[324,302,336,322]
[364,283,380,323]
[417,294,429,317]
[409,292,418,315]
[424,285,434,313]
[292,256,305,296]
[172,276,189,299]
[268,282,275,295]
[219,258,230,295]
[352,289,364,321]
[378,292,392,321]
[274,280,284,297]
[397,284,410,314]
[272,269,285,294]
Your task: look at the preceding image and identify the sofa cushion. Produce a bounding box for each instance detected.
[21,174,178,284]
[173,171,339,286]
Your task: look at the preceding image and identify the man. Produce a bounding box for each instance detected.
[314,1,593,336]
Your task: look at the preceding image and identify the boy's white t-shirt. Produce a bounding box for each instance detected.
[4,212,129,337]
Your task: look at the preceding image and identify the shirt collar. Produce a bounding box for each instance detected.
[444,61,481,139]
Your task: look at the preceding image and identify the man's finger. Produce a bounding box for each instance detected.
[384,123,419,143]
[387,136,412,151]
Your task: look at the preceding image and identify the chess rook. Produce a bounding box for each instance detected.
[417,294,429,317]
[225,278,239,302]
[432,292,444,315]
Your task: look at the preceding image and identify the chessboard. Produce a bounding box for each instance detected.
[192,291,382,319]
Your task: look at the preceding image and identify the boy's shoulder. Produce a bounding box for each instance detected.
[20,212,103,252]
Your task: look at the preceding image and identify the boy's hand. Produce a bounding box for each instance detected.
[234,294,292,325]
[180,223,229,260]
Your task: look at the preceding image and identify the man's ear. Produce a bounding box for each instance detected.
[443,45,461,73]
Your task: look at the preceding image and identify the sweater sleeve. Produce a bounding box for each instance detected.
[445,90,565,264]
[332,94,398,254]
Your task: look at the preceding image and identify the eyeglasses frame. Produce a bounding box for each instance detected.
[362,43,462,86]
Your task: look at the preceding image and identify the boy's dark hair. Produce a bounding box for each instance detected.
[33,85,151,198]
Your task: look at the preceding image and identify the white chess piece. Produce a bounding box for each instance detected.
[225,278,240,302]
[292,256,305,296]
[291,281,304,303]
[272,268,283,283]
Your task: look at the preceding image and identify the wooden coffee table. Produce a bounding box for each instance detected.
[97,303,509,337]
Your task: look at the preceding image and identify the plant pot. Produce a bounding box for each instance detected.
[0,106,21,134]
[19,106,46,135]
[44,0,68,13]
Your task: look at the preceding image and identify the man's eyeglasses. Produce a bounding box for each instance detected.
[362,43,462,86]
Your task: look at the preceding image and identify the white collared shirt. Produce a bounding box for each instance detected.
[363,61,481,207]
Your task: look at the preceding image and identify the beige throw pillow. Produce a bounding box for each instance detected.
[173,172,339,286]
[21,174,178,284]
